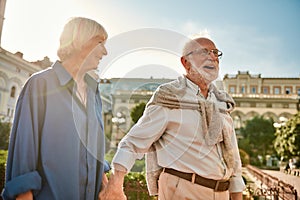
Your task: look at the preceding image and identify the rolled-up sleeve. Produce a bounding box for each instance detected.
[2,171,41,199]
[2,77,46,199]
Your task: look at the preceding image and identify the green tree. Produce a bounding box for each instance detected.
[274,112,300,161]
[239,116,276,166]
[0,121,11,150]
[130,102,146,124]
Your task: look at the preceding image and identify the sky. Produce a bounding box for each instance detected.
[1,0,300,79]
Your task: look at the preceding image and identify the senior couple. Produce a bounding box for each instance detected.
[2,17,245,200]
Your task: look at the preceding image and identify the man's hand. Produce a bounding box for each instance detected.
[99,166,127,200]
[16,190,33,200]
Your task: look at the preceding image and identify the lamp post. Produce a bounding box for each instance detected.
[273,116,288,166]
[111,112,126,148]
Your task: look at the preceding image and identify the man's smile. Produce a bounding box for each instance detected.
[203,66,215,70]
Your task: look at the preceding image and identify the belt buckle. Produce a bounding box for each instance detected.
[214,181,220,191]
[214,180,229,191]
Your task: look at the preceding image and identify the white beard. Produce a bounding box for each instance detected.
[190,65,219,85]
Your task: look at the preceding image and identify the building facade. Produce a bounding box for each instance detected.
[223,71,300,130]
[0,48,50,122]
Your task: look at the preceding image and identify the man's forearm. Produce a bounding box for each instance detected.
[98,164,127,200]
[110,165,127,187]
[230,192,243,200]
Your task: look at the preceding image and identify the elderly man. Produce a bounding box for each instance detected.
[100,37,245,200]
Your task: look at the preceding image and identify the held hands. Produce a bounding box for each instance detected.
[99,170,127,200]
[98,182,127,200]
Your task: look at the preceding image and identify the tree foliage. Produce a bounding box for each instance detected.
[0,121,11,150]
[274,112,300,161]
[130,102,146,124]
[238,116,276,165]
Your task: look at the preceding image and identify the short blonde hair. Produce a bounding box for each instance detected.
[57,17,108,61]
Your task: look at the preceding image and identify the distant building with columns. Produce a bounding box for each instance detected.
[223,71,300,130]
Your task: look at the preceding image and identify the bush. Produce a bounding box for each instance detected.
[105,151,154,199]
[0,150,8,192]
[124,172,156,200]
[0,121,11,150]
[239,149,250,166]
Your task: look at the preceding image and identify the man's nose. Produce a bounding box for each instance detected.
[208,51,219,62]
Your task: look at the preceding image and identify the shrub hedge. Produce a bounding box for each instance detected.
[0,150,8,195]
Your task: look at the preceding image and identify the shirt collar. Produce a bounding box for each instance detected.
[53,61,72,86]
[84,72,99,92]
[53,60,99,92]
[185,76,216,96]
[185,77,201,95]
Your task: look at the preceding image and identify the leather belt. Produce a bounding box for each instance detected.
[163,168,230,192]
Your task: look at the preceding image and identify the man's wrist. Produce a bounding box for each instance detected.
[110,164,127,187]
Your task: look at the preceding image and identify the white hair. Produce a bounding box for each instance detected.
[57,17,107,61]
[181,30,214,56]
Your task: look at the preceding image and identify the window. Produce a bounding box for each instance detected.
[285,87,292,95]
[229,86,236,93]
[262,87,269,94]
[283,104,289,108]
[10,86,16,98]
[274,87,281,95]
[241,86,245,94]
[251,86,257,94]
[250,103,256,107]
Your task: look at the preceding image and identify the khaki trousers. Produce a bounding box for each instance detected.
[158,172,229,200]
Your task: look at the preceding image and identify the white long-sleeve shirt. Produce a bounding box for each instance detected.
[112,79,245,193]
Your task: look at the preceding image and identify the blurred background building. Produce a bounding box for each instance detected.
[223,71,300,132]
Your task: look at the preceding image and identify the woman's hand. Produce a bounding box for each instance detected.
[16,190,33,200]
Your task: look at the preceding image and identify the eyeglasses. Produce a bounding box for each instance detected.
[185,48,223,59]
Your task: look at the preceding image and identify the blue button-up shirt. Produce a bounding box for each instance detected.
[2,61,109,200]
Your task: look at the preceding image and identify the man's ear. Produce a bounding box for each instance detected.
[181,56,190,71]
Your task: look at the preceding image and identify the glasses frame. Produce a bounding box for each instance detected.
[185,48,223,59]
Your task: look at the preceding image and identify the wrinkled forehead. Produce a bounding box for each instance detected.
[182,38,216,55]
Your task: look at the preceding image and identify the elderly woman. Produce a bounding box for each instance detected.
[2,17,109,200]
